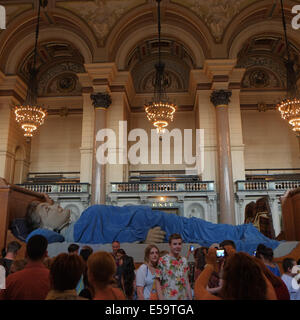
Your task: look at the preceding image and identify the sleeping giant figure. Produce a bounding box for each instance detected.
[26,196,280,254]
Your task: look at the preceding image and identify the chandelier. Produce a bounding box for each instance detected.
[277,0,300,133]
[144,0,177,134]
[14,0,47,138]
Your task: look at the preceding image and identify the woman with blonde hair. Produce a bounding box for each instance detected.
[87,251,125,300]
[136,244,159,300]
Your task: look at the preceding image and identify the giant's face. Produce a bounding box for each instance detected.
[35,202,71,230]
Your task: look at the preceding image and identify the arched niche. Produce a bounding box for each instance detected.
[186,203,205,220]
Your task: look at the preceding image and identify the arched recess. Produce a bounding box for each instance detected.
[107,4,214,70]
[0,9,96,74]
[12,146,27,184]
[17,41,85,97]
[114,24,207,71]
[4,28,93,75]
[186,203,205,220]
[223,0,276,54]
[236,34,300,90]
[228,22,300,60]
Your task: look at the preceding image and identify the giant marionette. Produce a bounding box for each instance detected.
[25,195,280,254]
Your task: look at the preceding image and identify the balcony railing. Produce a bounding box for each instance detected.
[18,183,90,194]
[236,180,300,192]
[111,181,215,193]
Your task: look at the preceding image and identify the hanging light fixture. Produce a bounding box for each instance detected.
[144,0,177,134]
[277,0,300,134]
[14,0,47,138]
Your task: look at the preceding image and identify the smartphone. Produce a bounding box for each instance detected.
[253,250,257,256]
[216,249,225,258]
[190,245,194,252]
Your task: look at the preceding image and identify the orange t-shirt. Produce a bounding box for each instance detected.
[93,286,126,300]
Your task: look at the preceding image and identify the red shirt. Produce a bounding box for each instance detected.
[0,261,50,300]
[274,278,290,300]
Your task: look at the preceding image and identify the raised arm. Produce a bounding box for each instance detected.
[194,247,221,300]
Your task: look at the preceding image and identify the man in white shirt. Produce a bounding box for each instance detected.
[281,258,299,300]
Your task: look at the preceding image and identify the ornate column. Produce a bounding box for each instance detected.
[210,89,236,224]
[90,92,112,204]
[0,73,29,182]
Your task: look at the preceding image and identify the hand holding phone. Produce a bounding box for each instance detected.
[216,249,225,258]
[190,245,194,252]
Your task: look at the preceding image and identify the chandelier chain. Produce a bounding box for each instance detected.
[144,0,177,134]
[14,0,47,138]
[277,0,300,134]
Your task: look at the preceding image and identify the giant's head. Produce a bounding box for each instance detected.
[26,201,71,232]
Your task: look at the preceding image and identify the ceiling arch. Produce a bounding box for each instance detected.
[0,8,96,74]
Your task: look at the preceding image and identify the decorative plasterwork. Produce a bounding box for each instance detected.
[132,56,190,93]
[18,42,85,97]
[19,43,84,80]
[37,62,85,97]
[171,0,259,42]
[126,39,195,70]
[56,0,146,46]
[241,68,281,89]
[236,35,300,89]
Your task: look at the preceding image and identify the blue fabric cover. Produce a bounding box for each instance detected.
[73,205,280,254]
[26,228,65,243]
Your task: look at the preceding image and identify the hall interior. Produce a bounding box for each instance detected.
[0,0,300,237]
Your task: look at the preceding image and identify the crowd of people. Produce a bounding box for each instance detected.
[0,234,300,300]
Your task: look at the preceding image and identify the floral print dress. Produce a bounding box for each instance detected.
[156,254,190,300]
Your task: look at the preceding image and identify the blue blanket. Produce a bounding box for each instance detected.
[73,205,280,255]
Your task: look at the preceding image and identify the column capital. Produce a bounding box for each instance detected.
[90,92,112,109]
[210,89,232,107]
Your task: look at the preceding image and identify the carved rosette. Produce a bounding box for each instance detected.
[90,93,112,110]
[210,90,232,107]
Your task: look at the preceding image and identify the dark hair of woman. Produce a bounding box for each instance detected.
[120,255,135,300]
[220,252,267,300]
[50,253,85,291]
[194,247,207,271]
[256,244,274,262]
[254,257,282,289]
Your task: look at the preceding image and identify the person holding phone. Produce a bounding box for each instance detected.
[194,246,277,300]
